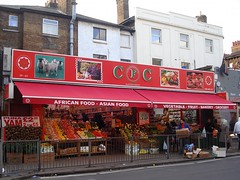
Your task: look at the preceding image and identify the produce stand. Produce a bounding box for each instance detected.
[2,116,42,164]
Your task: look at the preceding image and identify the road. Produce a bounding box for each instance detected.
[38,156,240,180]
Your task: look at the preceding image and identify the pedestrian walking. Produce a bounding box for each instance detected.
[233,117,240,150]
[217,117,230,149]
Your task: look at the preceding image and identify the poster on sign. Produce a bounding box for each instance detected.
[138,111,150,125]
[2,116,40,127]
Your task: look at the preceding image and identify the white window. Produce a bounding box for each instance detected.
[93,54,107,59]
[181,62,190,69]
[42,18,58,36]
[93,27,106,41]
[152,58,162,66]
[9,15,18,27]
[121,59,131,62]
[205,39,213,53]
[120,34,130,48]
[151,28,161,43]
[180,34,189,48]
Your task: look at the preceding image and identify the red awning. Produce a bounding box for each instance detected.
[14,82,152,108]
[135,89,236,109]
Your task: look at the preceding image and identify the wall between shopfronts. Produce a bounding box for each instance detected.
[215,68,239,120]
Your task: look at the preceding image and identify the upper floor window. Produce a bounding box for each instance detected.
[152,58,162,66]
[151,28,161,43]
[181,62,190,69]
[205,39,213,53]
[93,27,106,41]
[120,34,130,48]
[42,18,58,36]
[9,15,18,27]
[121,59,131,62]
[93,54,107,59]
[180,33,189,48]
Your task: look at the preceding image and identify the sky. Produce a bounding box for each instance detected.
[0,0,239,54]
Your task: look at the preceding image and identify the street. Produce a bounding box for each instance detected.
[37,156,240,180]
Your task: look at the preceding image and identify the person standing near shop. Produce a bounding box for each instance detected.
[217,117,230,149]
[92,113,105,129]
[178,119,191,154]
[229,113,237,133]
[233,117,240,150]
[205,117,214,149]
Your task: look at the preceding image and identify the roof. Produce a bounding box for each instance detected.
[0,5,67,16]
[224,50,240,60]
[0,4,134,32]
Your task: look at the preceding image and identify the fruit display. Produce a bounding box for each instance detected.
[91,130,104,138]
[43,118,107,140]
[59,119,79,140]
[186,72,203,89]
[76,130,88,139]
[119,123,148,141]
[5,126,42,140]
[43,119,66,140]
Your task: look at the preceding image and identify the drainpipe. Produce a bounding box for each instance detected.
[70,0,77,55]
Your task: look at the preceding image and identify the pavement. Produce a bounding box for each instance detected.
[1,149,240,180]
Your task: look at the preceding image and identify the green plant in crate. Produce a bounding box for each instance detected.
[24,142,38,154]
[4,142,24,153]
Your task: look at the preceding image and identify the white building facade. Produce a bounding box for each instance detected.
[131,7,224,69]
[77,18,134,62]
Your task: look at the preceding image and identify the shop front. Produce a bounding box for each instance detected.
[2,49,237,162]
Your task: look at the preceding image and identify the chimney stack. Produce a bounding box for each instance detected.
[116,0,129,24]
[231,41,240,53]
[45,0,73,15]
[45,0,58,9]
[58,0,73,15]
[196,12,207,23]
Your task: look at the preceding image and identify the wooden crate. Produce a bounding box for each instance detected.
[91,146,98,153]
[59,147,77,155]
[199,151,210,158]
[176,128,190,138]
[23,154,38,164]
[40,152,55,162]
[6,153,23,164]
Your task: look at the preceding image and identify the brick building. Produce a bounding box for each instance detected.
[0,0,78,55]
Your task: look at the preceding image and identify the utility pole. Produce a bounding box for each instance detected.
[0,50,4,177]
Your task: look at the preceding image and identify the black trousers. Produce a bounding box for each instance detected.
[238,134,240,150]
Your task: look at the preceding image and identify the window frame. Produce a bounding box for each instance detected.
[151,28,162,44]
[121,59,131,62]
[42,18,59,36]
[205,38,213,53]
[180,33,189,48]
[93,54,107,59]
[8,15,18,27]
[181,62,190,69]
[120,34,130,48]
[93,27,107,41]
[152,58,162,66]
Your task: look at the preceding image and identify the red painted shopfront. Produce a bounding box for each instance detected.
[4,49,237,138]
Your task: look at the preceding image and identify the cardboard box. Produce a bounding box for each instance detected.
[176,128,190,138]
[23,154,38,164]
[6,153,23,164]
[199,151,210,158]
[212,146,226,157]
[92,146,98,153]
[40,152,55,162]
